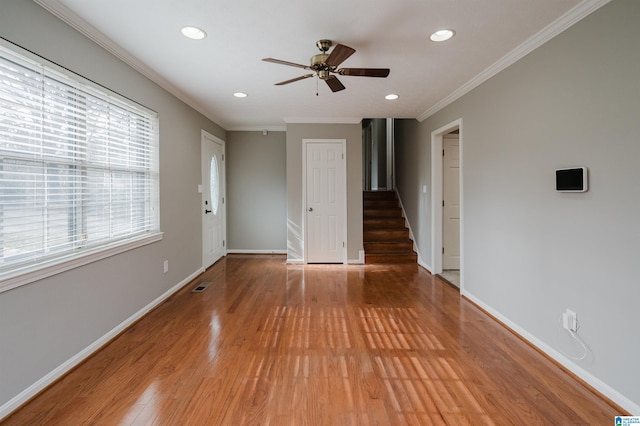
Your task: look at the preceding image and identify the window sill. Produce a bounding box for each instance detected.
[0,232,164,294]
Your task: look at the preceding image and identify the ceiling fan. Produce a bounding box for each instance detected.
[262,39,390,93]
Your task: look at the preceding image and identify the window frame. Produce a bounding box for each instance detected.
[0,40,162,293]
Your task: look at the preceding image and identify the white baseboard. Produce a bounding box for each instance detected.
[462,290,640,415]
[227,249,287,255]
[0,267,205,421]
[417,257,433,274]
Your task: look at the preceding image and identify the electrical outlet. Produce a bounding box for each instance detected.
[163,260,169,274]
[562,309,577,332]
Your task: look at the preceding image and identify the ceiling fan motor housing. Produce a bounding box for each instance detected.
[311,53,332,78]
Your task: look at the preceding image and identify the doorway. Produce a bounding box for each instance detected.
[443,133,460,270]
[201,131,226,269]
[303,139,347,263]
[431,119,463,289]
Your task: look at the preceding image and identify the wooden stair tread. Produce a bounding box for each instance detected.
[365,253,417,264]
[363,191,416,265]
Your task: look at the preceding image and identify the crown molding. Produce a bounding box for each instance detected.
[34,0,228,130]
[284,117,362,125]
[227,126,287,132]
[416,0,612,122]
[34,0,611,129]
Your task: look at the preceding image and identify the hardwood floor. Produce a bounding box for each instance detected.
[4,255,622,425]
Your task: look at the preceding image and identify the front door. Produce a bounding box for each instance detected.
[201,132,226,269]
[305,140,346,263]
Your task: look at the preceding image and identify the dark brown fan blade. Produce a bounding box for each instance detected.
[325,76,345,92]
[275,74,314,86]
[325,44,356,67]
[262,58,310,70]
[338,68,390,77]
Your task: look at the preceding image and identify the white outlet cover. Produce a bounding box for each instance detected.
[563,309,577,332]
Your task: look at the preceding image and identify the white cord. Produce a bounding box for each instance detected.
[559,316,589,361]
[568,319,588,361]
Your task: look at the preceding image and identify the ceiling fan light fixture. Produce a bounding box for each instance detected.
[385,94,399,100]
[430,29,455,42]
[181,26,207,40]
[233,92,248,98]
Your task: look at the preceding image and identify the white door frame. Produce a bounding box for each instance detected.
[302,138,347,264]
[386,118,394,191]
[201,130,226,269]
[431,119,463,286]
[442,134,460,270]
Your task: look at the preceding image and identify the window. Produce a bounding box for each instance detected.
[0,43,160,291]
[210,155,219,215]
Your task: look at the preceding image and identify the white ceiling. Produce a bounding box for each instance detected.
[37,0,605,131]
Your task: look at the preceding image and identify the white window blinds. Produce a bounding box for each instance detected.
[0,43,159,285]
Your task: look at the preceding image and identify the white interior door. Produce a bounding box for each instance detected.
[305,140,346,263]
[201,132,226,269]
[443,135,460,270]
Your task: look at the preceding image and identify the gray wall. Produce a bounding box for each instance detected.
[226,131,286,251]
[394,119,432,263]
[286,123,363,262]
[0,0,225,410]
[395,0,640,411]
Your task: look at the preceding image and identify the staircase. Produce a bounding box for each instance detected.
[363,191,417,264]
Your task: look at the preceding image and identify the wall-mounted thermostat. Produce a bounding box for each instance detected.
[556,167,588,192]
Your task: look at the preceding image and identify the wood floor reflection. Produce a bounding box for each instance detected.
[4,255,621,425]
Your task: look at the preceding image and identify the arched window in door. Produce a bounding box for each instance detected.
[210,155,219,215]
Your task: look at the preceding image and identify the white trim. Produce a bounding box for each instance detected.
[226,125,287,132]
[416,0,612,122]
[227,249,287,255]
[0,233,163,294]
[431,131,443,274]
[348,250,365,265]
[417,257,433,274]
[386,118,394,191]
[431,120,463,287]
[201,130,226,144]
[462,289,640,415]
[302,139,348,264]
[286,117,362,124]
[394,189,429,268]
[0,266,205,421]
[286,258,304,265]
[33,0,227,130]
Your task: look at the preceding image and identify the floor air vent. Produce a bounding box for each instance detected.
[191,282,211,293]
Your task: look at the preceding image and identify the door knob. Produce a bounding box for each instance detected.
[205,209,212,214]
[308,207,313,212]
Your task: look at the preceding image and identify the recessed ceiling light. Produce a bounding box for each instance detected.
[181,26,207,40]
[233,92,248,98]
[385,94,399,100]
[430,29,455,42]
